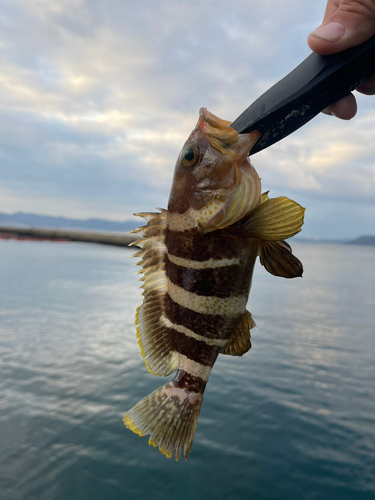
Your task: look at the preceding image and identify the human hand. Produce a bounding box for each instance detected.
[308,0,375,119]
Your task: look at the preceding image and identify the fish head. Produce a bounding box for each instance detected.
[168,107,262,233]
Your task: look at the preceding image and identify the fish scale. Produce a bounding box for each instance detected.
[123,108,305,460]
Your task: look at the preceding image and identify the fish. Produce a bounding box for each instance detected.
[123,107,305,460]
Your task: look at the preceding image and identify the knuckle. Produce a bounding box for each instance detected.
[340,0,375,20]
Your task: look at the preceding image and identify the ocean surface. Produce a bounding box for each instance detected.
[0,239,374,500]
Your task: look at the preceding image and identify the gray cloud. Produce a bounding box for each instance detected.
[0,0,374,237]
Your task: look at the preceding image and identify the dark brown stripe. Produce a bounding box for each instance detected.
[174,329,220,366]
[165,294,241,340]
[172,369,207,393]
[167,226,259,262]
[167,258,252,297]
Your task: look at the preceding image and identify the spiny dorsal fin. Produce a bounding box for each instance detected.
[241,196,305,241]
[259,240,303,278]
[261,191,269,203]
[132,209,178,377]
[221,310,255,356]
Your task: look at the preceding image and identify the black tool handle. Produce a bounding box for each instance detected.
[231,35,375,154]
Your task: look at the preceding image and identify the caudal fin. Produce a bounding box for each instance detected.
[123,382,203,460]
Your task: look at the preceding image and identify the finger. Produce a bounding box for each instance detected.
[322,93,357,119]
[356,74,375,94]
[321,0,341,22]
[308,0,375,55]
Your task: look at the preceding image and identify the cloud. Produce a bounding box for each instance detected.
[255,110,375,204]
[0,0,374,237]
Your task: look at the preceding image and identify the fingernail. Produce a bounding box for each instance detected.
[310,22,345,42]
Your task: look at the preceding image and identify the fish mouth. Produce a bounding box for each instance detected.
[192,108,262,233]
[198,107,261,161]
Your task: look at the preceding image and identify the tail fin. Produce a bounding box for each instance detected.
[123,382,203,460]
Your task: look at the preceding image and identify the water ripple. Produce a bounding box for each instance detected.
[0,241,374,500]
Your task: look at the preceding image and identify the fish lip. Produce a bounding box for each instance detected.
[183,108,262,233]
[198,107,262,160]
[198,107,233,134]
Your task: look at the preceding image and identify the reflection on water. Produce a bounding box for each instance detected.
[0,240,374,500]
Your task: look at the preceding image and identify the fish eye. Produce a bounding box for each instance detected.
[181,144,199,168]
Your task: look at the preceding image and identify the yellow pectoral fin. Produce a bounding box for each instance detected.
[259,240,303,278]
[241,197,305,241]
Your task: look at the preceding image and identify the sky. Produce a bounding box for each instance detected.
[0,0,374,239]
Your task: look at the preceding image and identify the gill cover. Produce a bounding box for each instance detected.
[195,108,261,233]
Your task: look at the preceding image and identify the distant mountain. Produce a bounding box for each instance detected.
[347,236,375,246]
[294,237,348,244]
[0,211,138,232]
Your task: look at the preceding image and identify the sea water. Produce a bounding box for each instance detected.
[0,239,374,500]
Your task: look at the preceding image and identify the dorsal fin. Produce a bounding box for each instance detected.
[131,209,178,376]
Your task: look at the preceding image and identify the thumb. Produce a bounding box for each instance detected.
[308,0,375,55]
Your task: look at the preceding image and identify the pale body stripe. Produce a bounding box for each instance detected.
[167,253,240,270]
[161,386,203,404]
[167,201,224,232]
[160,315,227,347]
[167,211,196,232]
[178,353,212,382]
[168,279,247,316]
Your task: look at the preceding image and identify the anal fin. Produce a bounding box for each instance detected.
[221,310,255,356]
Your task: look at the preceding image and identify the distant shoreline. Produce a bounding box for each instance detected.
[0,210,138,233]
[294,236,375,246]
[0,227,139,247]
[0,210,374,247]
[1,225,374,248]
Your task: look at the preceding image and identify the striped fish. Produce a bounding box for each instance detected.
[123,108,305,460]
